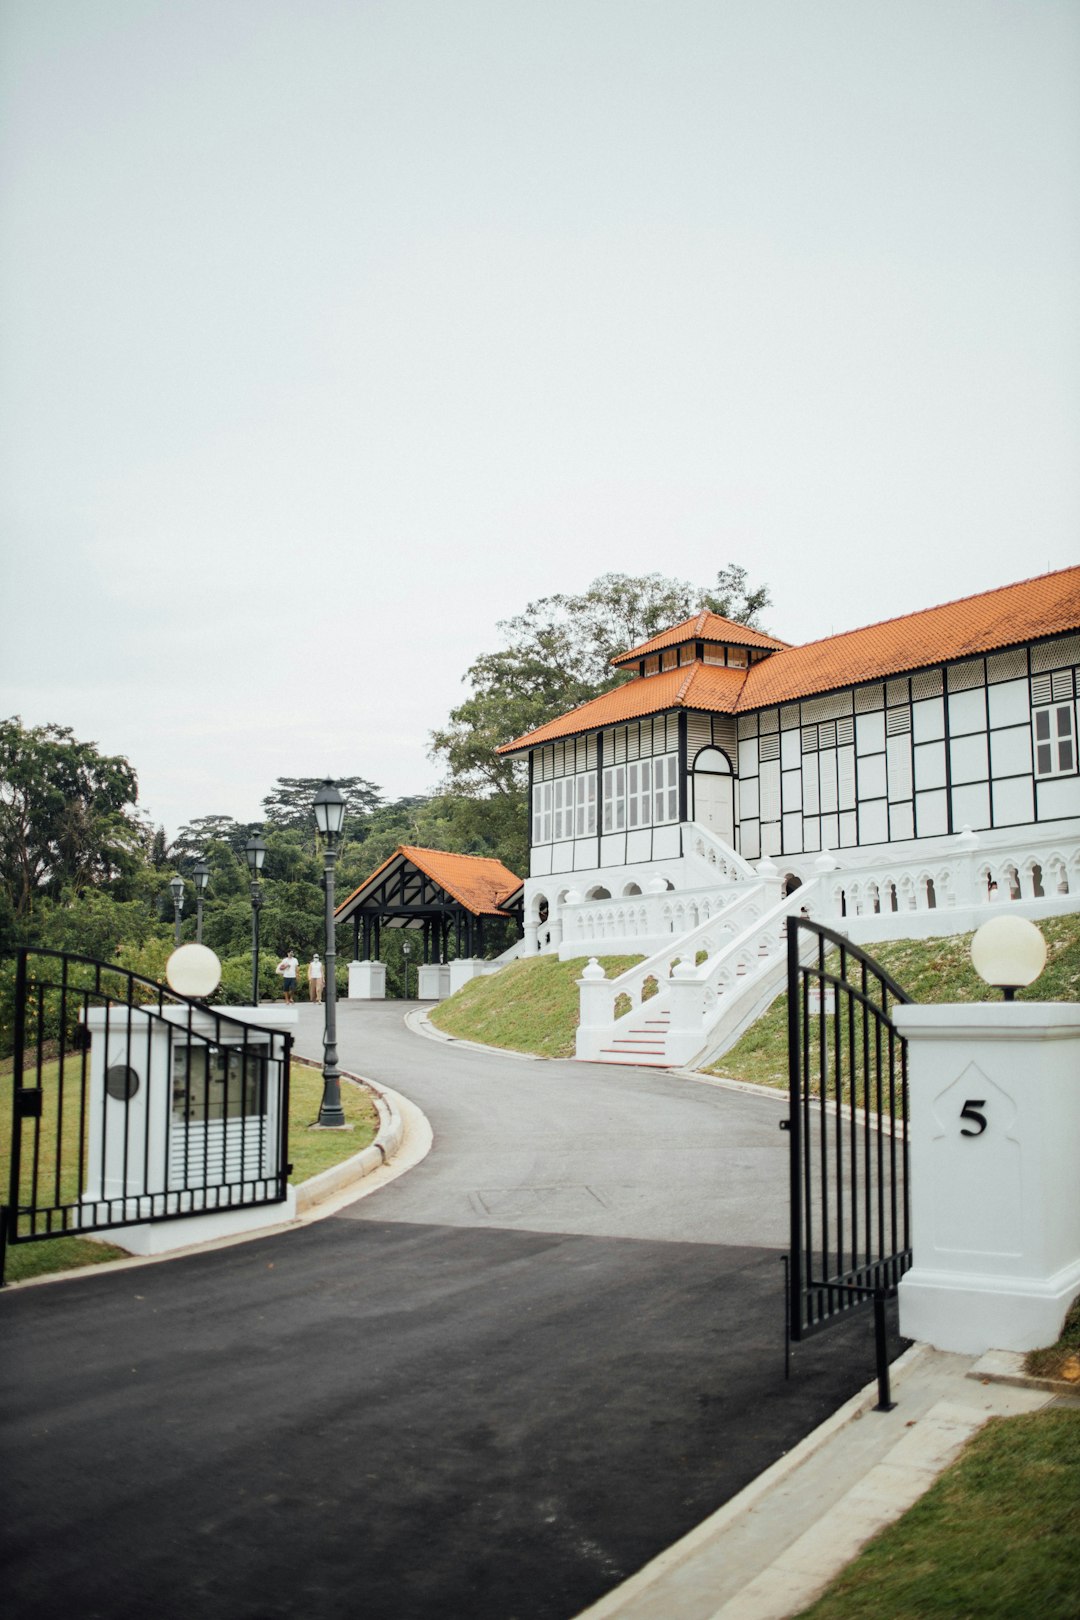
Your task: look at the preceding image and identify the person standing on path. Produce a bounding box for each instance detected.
[307,954,324,1003]
[276,950,299,1003]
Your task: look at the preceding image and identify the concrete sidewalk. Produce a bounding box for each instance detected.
[578,1343,1077,1620]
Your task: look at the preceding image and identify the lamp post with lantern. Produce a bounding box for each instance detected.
[401,937,411,1000]
[244,834,267,1007]
[193,861,211,944]
[313,779,347,1128]
[168,874,185,946]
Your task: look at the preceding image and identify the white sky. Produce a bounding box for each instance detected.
[2,0,1077,836]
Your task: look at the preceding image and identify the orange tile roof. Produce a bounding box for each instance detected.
[737,564,1080,710]
[497,566,1080,754]
[611,611,788,666]
[498,664,747,754]
[336,845,522,919]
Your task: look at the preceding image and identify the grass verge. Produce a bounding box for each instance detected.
[794,1409,1080,1619]
[1025,1296,1080,1386]
[427,954,645,1058]
[1,1056,378,1285]
[707,912,1080,1092]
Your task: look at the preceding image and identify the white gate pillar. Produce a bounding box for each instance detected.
[893,1002,1080,1354]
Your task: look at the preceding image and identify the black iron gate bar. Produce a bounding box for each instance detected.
[785,919,912,1346]
[2,947,293,1283]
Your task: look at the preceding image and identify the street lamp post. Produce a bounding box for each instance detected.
[169,874,185,946]
[402,937,411,1000]
[244,834,267,1006]
[193,861,211,944]
[313,779,347,1128]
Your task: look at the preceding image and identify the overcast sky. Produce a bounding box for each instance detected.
[2,0,1077,837]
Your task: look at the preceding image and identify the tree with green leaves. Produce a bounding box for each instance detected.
[261,777,383,839]
[430,564,771,807]
[0,717,145,922]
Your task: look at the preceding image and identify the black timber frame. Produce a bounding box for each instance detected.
[337,854,523,965]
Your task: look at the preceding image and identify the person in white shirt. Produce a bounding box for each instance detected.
[307,954,324,1003]
[276,951,299,1003]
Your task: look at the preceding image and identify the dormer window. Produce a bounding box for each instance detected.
[661,648,678,671]
[679,644,694,665]
[728,647,747,668]
[644,654,660,675]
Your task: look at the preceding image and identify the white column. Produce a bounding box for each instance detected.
[575,958,616,1060]
[894,1002,1080,1354]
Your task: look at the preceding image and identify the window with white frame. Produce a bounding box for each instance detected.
[1033,704,1076,777]
[575,772,597,836]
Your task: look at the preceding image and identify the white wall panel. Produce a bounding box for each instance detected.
[802,817,821,851]
[859,800,888,844]
[653,824,681,858]
[915,789,948,836]
[575,842,598,871]
[740,777,759,819]
[992,776,1034,827]
[1036,776,1080,819]
[600,835,626,867]
[856,711,885,754]
[626,829,652,863]
[948,687,987,736]
[741,821,761,859]
[914,740,947,791]
[951,733,989,785]
[821,813,839,849]
[840,811,858,847]
[781,729,801,770]
[782,769,802,811]
[951,782,991,829]
[889,802,915,840]
[913,697,945,743]
[858,755,886,799]
[761,820,782,856]
[782,813,804,852]
[738,739,759,777]
[551,843,576,873]
[990,725,1031,778]
[532,846,553,876]
[988,678,1030,729]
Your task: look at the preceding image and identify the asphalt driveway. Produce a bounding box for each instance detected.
[0,1001,901,1620]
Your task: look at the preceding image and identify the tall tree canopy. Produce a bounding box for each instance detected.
[0,718,144,918]
[430,565,771,799]
[262,776,383,837]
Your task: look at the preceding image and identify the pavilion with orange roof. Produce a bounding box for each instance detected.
[335,844,523,997]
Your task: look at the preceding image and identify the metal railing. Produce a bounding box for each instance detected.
[1,948,292,1283]
[784,919,912,1409]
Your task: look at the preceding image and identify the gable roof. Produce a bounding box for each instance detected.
[336,845,523,922]
[496,565,1080,756]
[610,611,788,666]
[737,564,1080,710]
[497,664,747,755]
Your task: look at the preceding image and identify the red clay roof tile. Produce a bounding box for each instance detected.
[611,611,788,665]
[336,845,522,918]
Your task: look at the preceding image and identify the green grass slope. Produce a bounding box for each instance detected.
[708,912,1080,1091]
[427,954,644,1059]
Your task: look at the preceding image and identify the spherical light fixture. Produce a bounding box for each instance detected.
[970,914,1047,1001]
[166,942,222,999]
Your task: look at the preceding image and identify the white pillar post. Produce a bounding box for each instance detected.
[893,1002,1080,1354]
[575,958,616,1060]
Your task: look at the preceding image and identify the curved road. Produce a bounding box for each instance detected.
[1,1001,898,1620]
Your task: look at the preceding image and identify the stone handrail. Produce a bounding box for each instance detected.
[683,821,759,884]
[575,879,773,1034]
[560,880,750,951]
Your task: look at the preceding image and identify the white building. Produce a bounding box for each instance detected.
[497,566,1080,1065]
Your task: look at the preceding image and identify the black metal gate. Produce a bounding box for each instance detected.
[784,919,912,1406]
[1,948,292,1284]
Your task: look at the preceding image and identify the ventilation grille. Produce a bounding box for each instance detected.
[948,659,985,692]
[801,691,853,722]
[986,647,1027,683]
[759,734,781,761]
[886,678,910,706]
[854,684,883,713]
[1031,634,1080,673]
[911,669,944,699]
[886,708,912,735]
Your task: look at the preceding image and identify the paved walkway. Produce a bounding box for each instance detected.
[0,1000,1066,1619]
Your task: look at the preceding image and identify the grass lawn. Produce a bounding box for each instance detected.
[707,912,1080,1093]
[0,1055,377,1285]
[794,1409,1080,1620]
[427,953,645,1058]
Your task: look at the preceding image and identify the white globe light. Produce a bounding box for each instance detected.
[970,915,1047,994]
[166,943,222,999]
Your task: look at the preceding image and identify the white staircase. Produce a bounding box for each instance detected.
[576,874,821,1069]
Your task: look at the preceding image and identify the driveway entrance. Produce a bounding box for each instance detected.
[0,1002,902,1620]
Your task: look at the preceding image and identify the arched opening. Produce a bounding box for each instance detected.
[585,885,611,901]
[622,882,642,896]
[782,874,802,898]
[691,747,735,845]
